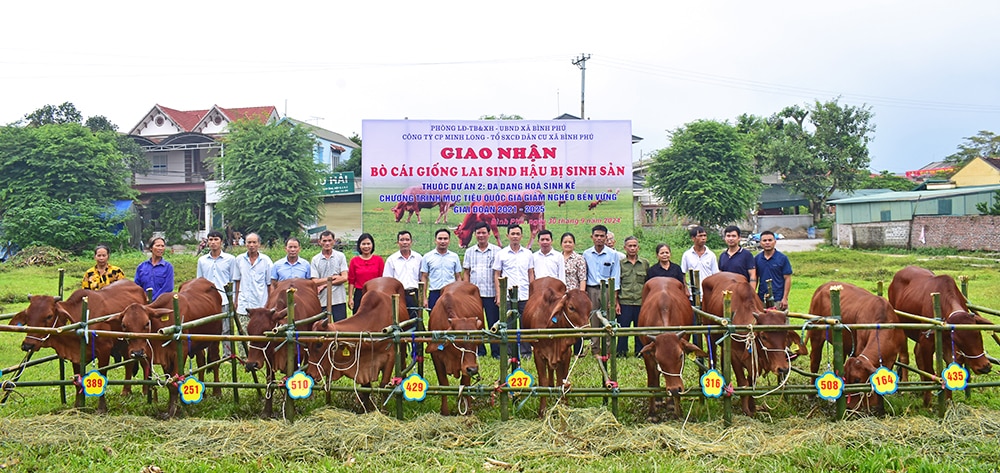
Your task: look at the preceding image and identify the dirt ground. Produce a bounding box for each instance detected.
[775,238,824,252]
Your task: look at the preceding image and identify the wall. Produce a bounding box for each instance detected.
[836,216,1000,251]
[758,215,813,233]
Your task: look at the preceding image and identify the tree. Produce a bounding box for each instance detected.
[216,119,323,242]
[757,99,875,221]
[859,170,914,192]
[945,130,1000,166]
[334,133,362,175]
[23,102,83,127]
[976,189,1000,215]
[646,120,761,226]
[0,122,136,252]
[479,114,524,120]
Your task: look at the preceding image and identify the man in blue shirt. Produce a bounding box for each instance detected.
[420,228,463,310]
[271,237,316,283]
[719,225,756,285]
[754,231,792,310]
[582,225,620,355]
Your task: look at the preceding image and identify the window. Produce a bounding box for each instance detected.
[151,154,167,175]
[880,210,891,222]
[937,199,952,215]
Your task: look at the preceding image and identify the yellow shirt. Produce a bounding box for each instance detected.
[82,264,126,290]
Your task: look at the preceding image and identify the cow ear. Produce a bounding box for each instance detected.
[320,319,330,330]
[639,342,654,356]
[270,308,285,323]
[9,310,26,326]
[149,307,173,321]
[681,339,708,358]
[55,306,74,325]
[973,314,993,325]
[751,311,762,322]
[476,319,483,330]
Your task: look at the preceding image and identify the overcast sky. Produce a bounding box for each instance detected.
[3,1,998,173]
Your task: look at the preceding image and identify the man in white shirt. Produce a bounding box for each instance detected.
[493,224,534,357]
[532,229,565,281]
[680,225,719,302]
[197,230,236,357]
[312,230,349,321]
[383,230,422,319]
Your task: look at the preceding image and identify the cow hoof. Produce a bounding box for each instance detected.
[213,387,223,397]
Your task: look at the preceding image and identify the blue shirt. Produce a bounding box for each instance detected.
[719,247,755,282]
[755,250,793,302]
[135,258,174,301]
[420,249,462,291]
[582,246,621,290]
[271,257,316,282]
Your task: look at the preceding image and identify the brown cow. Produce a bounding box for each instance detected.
[521,277,592,418]
[10,280,147,412]
[391,186,454,224]
[245,278,324,417]
[888,266,993,406]
[425,281,484,416]
[454,191,545,249]
[114,277,223,418]
[305,277,409,411]
[636,277,697,420]
[808,282,906,412]
[702,272,796,416]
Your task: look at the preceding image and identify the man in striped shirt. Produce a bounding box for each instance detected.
[463,222,500,358]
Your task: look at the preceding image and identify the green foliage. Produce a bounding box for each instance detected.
[976,189,1000,215]
[859,169,915,191]
[945,130,1000,166]
[145,192,204,244]
[216,119,323,243]
[334,133,362,175]
[23,102,83,126]
[647,120,761,226]
[0,121,136,253]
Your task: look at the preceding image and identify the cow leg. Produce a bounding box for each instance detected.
[731,356,754,416]
[459,373,472,415]
[432,353,451,416]
[207,343,222,396]
[415,208,422,224]
[96,350,112,414]
[915,338,937,407]
[809,330,826,375]
[71,362,86,409]
[897,345,910,383]
[261,369,275,419]
[641,352,660,421]
[121,358,135,397]
[165,386,181,419]
[533,356,549,418]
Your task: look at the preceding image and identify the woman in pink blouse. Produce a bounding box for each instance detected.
[561,232,587,291]
[347,233,385,313]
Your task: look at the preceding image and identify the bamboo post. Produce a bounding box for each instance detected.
[172,295,183,383]
[876,281,884,298]
[392,293,404,421]
[285,289,297,422]
[59,359,67,405]
[498,277,510,421]
[959,276,972,400]
[146,288,153,304]
[77,297,89,409]
[830,286,846,420]
[416,281,426,378]
[228,283,240,405]
[722,291,733,426]
[607,277,618,418]
[932,293,946,418]
[57,268,65,301]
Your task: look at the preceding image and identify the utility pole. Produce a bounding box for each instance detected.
[572,53,591,119]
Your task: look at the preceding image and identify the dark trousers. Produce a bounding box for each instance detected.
[586,285,604,353]
[427,289,441,311]
[478,296,501,357]
[404,291,419,321]
[513,300,531,357]
[327,303,347,322]
[617,304,642,356]
[352,289,364,314]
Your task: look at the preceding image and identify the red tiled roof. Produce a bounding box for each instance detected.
[218,106,276,124]
[157,105,208,132]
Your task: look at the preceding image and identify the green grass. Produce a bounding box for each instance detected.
[3,246,1000,471]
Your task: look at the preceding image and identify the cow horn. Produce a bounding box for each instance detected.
[53,296,61,302]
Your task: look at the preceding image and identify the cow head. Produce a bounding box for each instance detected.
[947,311,992,375]
[550,289,592,328]
[305,318,343,382]
[843,354,878,409]
[14,295,73,352]
[750,309,792,380]
[117,303,171,361]
[427,317,483,379]
[392,202,406,222]
[640,333,707,394]
[244,308,286,372]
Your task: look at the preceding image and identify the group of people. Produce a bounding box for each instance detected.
[80,222,793,362]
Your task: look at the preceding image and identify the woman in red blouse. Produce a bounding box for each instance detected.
[347,233,385,313]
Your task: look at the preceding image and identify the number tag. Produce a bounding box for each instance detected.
[700,369,725,398]
[869,366,899,396]
[179,376,205,404]
[942,362,969,391]
[82,370,107,398]
[815,371,844,401]
[506,368,534,390]
[401,373,429,402]
[285,371,315,399]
